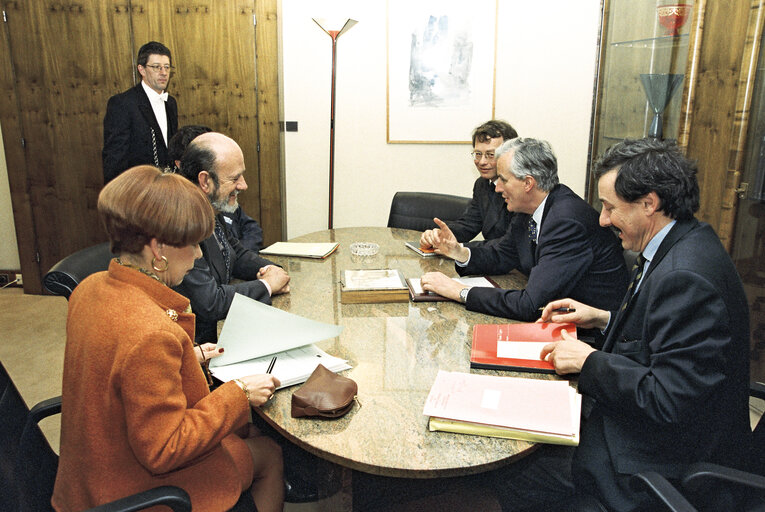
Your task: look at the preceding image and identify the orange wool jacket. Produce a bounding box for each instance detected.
[52,261,252,512]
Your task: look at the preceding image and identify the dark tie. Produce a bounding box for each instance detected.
[214,220,231,283]
[528,218,538,244]
[622,253,646,311]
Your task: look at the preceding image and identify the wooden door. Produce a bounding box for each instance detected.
[0,0,281,294]
[0,0,133,294]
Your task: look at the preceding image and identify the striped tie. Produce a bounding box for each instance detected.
[622,253,646,311]
[214,221,231,283]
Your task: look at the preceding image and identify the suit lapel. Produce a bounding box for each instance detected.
[202,235,228,283]
[602,219,699,352]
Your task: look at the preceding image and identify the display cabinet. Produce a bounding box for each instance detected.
[588,1,699,199]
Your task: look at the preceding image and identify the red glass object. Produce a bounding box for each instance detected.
[657,3,692,36]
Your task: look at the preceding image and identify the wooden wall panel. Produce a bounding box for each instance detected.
[0,1,38,291]
[255,0,281,244]
[685,0,752,233]
[130,0,283,245]
[0,0,283,293]
[1,0,133,292]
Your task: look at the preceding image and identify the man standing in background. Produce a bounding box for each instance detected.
[102,41,178,183]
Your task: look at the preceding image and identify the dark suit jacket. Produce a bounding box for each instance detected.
[174,216,276,342]
[102,83,178,183]
[447,177,512,245]
[573,219,751,511]
[458,184,628,321]
[221,206,264,252]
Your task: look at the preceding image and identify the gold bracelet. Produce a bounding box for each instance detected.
[233,379,251,401]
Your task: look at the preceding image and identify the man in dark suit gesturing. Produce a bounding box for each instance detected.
[497,138,751,511]
[102,41,178,183]
[420,119,518,247]
[421,137,628,322]
[174,132,290,342]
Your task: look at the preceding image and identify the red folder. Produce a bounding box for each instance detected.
[470,322,577,374]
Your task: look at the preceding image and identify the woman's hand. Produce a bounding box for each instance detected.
[195,343,223,364]
[239,374,281,407]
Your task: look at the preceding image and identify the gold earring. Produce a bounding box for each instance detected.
[152,256,169,272]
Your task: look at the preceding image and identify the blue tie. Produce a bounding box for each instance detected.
[528,218,538,244]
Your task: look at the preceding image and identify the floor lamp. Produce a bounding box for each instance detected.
[312,17,358,229]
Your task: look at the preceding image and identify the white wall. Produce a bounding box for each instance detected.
[0,122,20,269]
[280,0,602,239]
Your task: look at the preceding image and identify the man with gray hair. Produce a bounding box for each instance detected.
[421,137,627,322]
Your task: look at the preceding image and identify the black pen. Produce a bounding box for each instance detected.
[538,307,576,313]
[266,356,277,374]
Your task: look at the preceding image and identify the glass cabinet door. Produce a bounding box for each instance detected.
[589,1,695,198]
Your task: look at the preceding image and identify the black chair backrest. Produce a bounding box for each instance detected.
[0,361,27,511]
[43,242,113,299]
[0,361,58,512]
[1,360,192,512]
[387,191,471,232]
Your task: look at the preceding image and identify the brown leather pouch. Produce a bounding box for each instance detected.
[291,364,357,418]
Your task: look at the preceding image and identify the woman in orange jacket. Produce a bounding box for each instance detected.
[52,165,283,512]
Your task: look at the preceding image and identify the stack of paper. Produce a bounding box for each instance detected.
[210,344,350,390]
[209,294,349,389]
[423,370,581,445]
[259,241,339,259]
[340,269,409,304]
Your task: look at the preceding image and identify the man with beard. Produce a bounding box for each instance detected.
[174,132,290,342]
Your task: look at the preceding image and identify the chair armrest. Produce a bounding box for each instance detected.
[85,486,191,512]
[28,396,62,423]
[682,462,765,494]
[630,471,697,512]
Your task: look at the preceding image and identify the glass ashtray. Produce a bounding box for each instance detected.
[350,242,380,256]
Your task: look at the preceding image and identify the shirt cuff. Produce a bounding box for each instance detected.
[455,248,471,267]
[258,278,273,296]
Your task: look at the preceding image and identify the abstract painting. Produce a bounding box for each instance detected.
[387,0,497,143]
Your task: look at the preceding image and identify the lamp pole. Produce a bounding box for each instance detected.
[313,18,357,229]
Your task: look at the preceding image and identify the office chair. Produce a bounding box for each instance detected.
[630,382,765,511]
[0,361,191,512]
[387,191,471,232]
[43,242,113,299]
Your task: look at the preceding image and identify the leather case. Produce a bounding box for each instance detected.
[291,364,357,418]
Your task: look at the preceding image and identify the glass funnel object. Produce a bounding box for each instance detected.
[640,73,684,139]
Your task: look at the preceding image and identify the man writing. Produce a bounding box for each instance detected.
[174,132,290,342]
[491,138,751,511]
[420,119,517,247]
[103,41,178,183]
[421,137,627,322]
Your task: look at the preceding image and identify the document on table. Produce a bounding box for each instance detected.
[423,370,581,445]
[259,241,339,259]
[407,276,497,295]
[209,293,344,368]
[209,344,351,390]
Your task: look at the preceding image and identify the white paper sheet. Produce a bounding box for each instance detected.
[209,344,351,389]
[210,293,343,368]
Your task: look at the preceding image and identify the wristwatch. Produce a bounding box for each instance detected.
[459,287,470,304]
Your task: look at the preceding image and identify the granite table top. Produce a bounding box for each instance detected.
[252,227,564,479]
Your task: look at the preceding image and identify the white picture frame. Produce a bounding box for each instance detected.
[387,0,497,143]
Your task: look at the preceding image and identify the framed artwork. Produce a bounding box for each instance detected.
[387,0,497,144]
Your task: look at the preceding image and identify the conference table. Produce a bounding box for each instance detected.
[252,227,561,505]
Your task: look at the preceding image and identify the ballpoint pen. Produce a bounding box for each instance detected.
[538,307,576,313]
[266,356,277,374]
